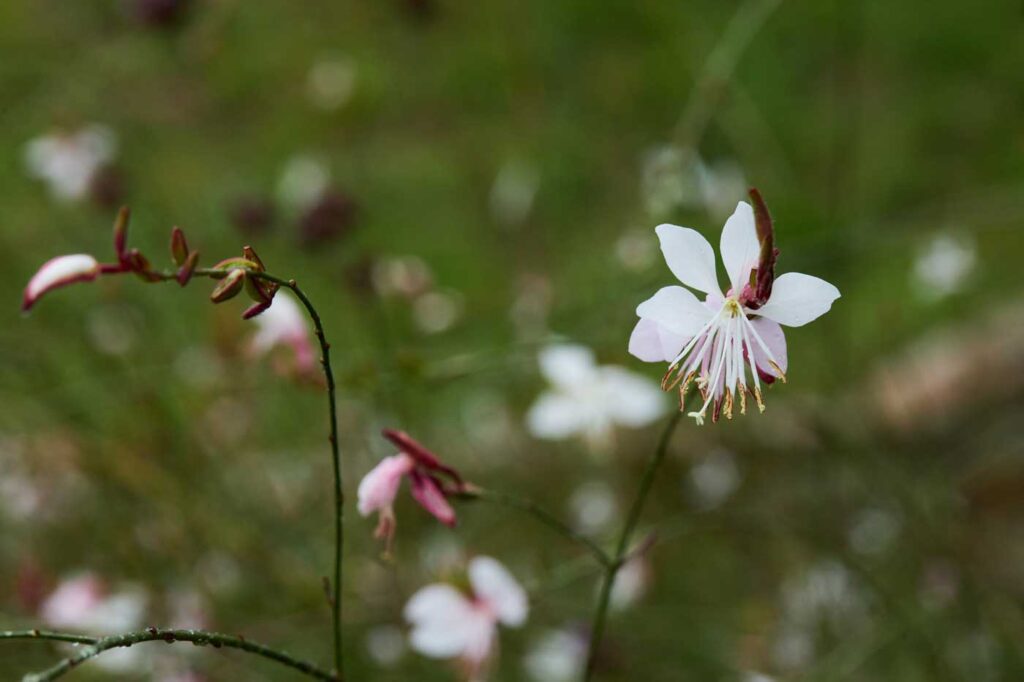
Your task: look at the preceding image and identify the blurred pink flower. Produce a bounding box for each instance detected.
[247,291,316,376]
[40,573,147,633]
[405,556,528,680]
[358,430,466,544]
[630,201,839,424]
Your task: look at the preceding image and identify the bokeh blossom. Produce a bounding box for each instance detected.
[247,291,316,377]
[526,344,665,448]
[405,556,528,680]
[24,125,117,203]
[629,195,840,424]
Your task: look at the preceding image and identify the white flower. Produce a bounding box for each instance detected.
[526,344,666,446]
[276,154,330,209]
[609,555,650,611]
[523,628,587,682]
[629,201,840,424]
[24,125,116,202]
[40,573,147,633]
[913,232,976,299]
[405,556,528,680]
[306,56,357,111]
[247,292,316,375]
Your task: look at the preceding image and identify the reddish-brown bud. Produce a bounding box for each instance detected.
[242,300,272,319]
[170,227,189,266]
[748,188,778,308]
[177,250,199,287]
[210,269,246,303]
[113,206,131,262]
[242,245,265,272]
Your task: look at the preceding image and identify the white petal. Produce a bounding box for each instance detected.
[598,367,666,427]
[629,319,687,363]
[468,556,528,627]
[525,393,587,440]
[23,254,100,311]
[635,286,713,337]
[719,201,759,292]
[538,344,596,387]
[404,584,476,658]
[755,273,841,327]
[655,224,721,295]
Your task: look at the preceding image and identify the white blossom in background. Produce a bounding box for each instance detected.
[306,56,357,111]
[24,124,116,202]
[413,289,464,334]
[630,201,840,424]
[523,628,587,682]
[276,154,330,210]
[641,145,747,220]
[912,232,976,299]
[372,255,433,299]
[489,159,539,227]
[687,448,741,510]
[526,344,665,449]
[405,556,528,681]
[365,625,407,668]
[847,507,901,556]
[610,555,651,611]
[569,480,618,535]
[247,291,316,376]
[614,228,659,272]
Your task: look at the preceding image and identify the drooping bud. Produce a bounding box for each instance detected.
[242,300,272,319]
[212,256,261,271]
[126,249,162,282]
[210,269,246,303]
[748,187,778,308]
[382,429,464,487]
[242,245,265,272]
[22,254,101,312]
[170,227,189,266]
[177,250,199,287]
[113,206,131,264]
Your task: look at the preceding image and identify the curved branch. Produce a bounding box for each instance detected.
[11,628,336,682]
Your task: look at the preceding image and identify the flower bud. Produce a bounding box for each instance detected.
[748,187,778,307]
[210,269,246,303]
[113,206,131,263]
[170,227,190,266]
[177,250,199,287]
[242,300,272,319]
[126,249,162,282]
[22,254,101,311]
[212,256,260,271]
[242,246,265,272]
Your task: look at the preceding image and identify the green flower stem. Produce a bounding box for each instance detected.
[582,412,682,681]
[456,488,612,567]
[3,629,336,681]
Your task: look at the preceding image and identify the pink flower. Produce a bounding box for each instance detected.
[247,291,316,375]
[40,573,147,634]
[629,197,839,424]
[22,254,101,311]
[358,430,466,543]
[405,556,528,680]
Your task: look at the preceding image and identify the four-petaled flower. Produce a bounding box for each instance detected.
[358,429,467,545]
[405,556,528,681]
[629,195,839,424]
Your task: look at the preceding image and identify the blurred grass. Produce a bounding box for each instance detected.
[2,0,1024,680]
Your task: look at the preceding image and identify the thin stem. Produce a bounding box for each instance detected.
[582,412,682,681]
[457,488,612,567]
[6,628,336,681]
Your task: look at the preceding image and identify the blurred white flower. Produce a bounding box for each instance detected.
[24,125,116,202]
[405,556,528,680]
[610,555,651,611]
[306,56,357,111]
[912,232,976,299]
[526,344,665,448]
[614,228,659,272]
[569,481,618,535]
[276,154,330,210]
[489,159,539,227]
[641,145,747,220]
[687,448,741,510]
[847,507,901,556]
[366,625,406,668]
[372,256,433,299]
[413,289,464,334]
[40,574,147,633]
[523,628,587,682]
[247,291,316,376]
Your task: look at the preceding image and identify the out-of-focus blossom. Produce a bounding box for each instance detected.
[372,256,434,299]
[912,232,976,300]
[610,555,651,611]
[509,274,552,340]
[358,430,467,545]
[489,159,539,227]
[847,507,901,556]
[298,189,358,248]
[307,57,357,111]
[405,556,528,680]
[247,291,317,377]
[413,289,464,334]
[615,228,658,272]
[41,574,147,634]
[526,344,665,448]
[366,625,407,668]
[630,198,840,424]
[523,627,587,682]
[687,448,741,510]
[641,145,747,220]
[25,125,117,202]
[569,481,618,535]
[276,155,331,210]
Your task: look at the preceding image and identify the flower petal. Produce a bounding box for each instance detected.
[356,454,414,517]
[525,392,587,440]
[538,344,596,387]
[755,273,841,327]
[468,556,528,627]
[409,470,456,527]
[22,254,101,311]
[748,317,788,377]
[405,584,477,658]
[628,319,687,363]
[635,286,713,337]
[598,367,666,427]
[719,201,759,292]
[655,224,721,295]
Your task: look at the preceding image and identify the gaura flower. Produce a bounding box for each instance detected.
[405,556,528,681]
[40,573,147,634]
[246,291,316,376]
[358,429,467,544]
[629,190,840,424]
[526,344,665,447]
[24,125,116,202]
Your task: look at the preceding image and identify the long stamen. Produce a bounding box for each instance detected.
[741,313,787,383]
[688,317,732,424]
[737,314,761,415]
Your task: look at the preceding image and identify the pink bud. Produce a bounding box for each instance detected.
[209,269,246,303]
[409,470,456,527]
[177,250,199,287]
[170,226,189,266]
[22,254,101,311]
